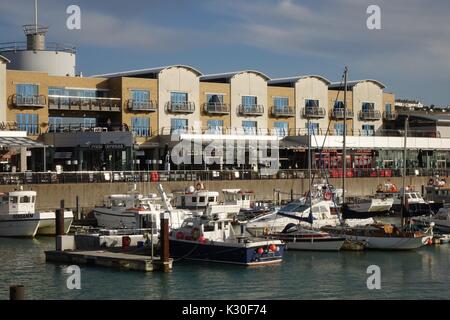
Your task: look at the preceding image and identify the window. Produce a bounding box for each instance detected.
[171,92,188,105]
[20,196,31,203]
[191,197,197,203]
[208,197,215,203]
[385,104,392,113]
[306,122,319,135]
[10,196,18,204]
[48,87,107,98]
[334,123,345,135]
[273,121,288,136]
[334,101,344,109]
[242,121,257,135]
[206,94,224,105]
[199,196,205,203]
[273,97,289,110]
[16,114,39,135]
[362,102,375,112]
[131,90,150,102]
[16,84,38,97]
[171,118,188,133]
[218,222,223,230]
[131,117,150,137]
[242,96,257,106]
[362,124,375,136]
[305,99,319,108]
[207,119,224,134]
[49,116,96,132]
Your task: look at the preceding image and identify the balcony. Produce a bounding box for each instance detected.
[127,100,157,112]
[302,107,326,118]
[203,103,230,115]
[331,108,354,119]
[359,110,382,120]
[166,101,195,113]
[48,96,121,112]
[271,106,295,117]
[238,104,264,116]
[383,111,398,121]
[11,94,46,108]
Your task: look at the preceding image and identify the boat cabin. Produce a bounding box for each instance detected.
[103,193,161,211]
[222,189,254,209]
[174,186,219,209]
[0,190,37,215]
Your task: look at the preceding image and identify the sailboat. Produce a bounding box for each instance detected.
[323,67,433,250]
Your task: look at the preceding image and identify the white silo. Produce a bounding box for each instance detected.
[0,0,77,77]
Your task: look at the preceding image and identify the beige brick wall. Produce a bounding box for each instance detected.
[267,86,296,134]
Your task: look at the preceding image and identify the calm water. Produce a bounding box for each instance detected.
[1,237,449,300]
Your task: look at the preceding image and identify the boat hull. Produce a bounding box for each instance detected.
[343,234,429,250]
[285,237,345,251]
[0,215,40,237]
[169,239,285,266]
[94,208,137,229]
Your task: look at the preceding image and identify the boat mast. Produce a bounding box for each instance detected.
[342,67,348,205]
[401,115,409,227]
[308,117,312,219]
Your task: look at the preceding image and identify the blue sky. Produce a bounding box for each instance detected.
[1,0,450,105]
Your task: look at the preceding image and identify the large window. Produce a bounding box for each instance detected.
[362,124,375,136]
[305,99,319,108]
[16,84,38,97]
[49,117,96,132]
[48,87,107,98]
[131,90,150,102]
[171,118,188,133]
[334,123,345,135]
[273,121,288,136]
[242,96,257,106]
[171,92,188,105]
[131,117,151,137]
[206,94,224,105]
[242,120,257,135]
[334,101,344,109]
[207,119,224,134]
[273,97,289,110]
[306,122,320,135]
[16,114,39,135]
[362,102,375,111]
[385,103,392,113]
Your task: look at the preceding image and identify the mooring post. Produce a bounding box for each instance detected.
[10,285,25,300]
[55,200,65,251]
[76,196,80,220]
[291,189,294,202]
[158,211,171,272]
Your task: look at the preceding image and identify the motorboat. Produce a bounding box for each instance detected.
[375,184,431,217]
[0,189,73,237]
[268,223,345,251]
[413,205,450,233]
[322,223,433,250]
[245,198,341,236]
[169,210,285,266]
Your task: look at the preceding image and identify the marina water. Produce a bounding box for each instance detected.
[1,237,449,300]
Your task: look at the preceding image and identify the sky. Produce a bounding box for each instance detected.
[0,0,449,105]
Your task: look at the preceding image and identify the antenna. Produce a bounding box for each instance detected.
[34,0,38,32]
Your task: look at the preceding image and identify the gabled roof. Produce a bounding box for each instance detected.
[329,79,386,90]
[200,70,270,82]
[90,65,202,78]
[0,55,10,63]
[268,75,331,86]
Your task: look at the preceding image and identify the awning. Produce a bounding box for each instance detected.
[0,136,47,148]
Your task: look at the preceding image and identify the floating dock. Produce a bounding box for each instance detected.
[45,249,172,272]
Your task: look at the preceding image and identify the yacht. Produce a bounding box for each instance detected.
[169,210,285,266]
[0,189,73,237]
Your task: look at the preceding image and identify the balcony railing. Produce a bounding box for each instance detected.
[331,108,354,119]
[166,101,195,113]
[238,104,264,116]
[203,103,230,115]
[302,107,326,118]
[48,123,129,133]
[383,111,398,121]
[359,110,382,120]
[271,106,295,117]
[127,100,157,112]
[0,41,77,54]
[48,95,121,112]
[11,94,46,108]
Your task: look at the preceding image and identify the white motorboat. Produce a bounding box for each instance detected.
[0,189,73,237]
[245,198,341,236]
[268,223,345,251]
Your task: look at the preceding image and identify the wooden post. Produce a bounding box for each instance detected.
[10,285,25,300]
[291,189,294,202]
[76,196,80,220]
[56,200,65,236]
[160,212,170,264]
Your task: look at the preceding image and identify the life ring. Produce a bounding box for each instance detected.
[191,227,201,240]
[324,192,332,201]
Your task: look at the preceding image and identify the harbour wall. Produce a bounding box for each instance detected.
[0,176,431,211]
